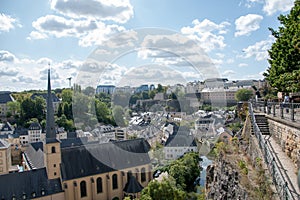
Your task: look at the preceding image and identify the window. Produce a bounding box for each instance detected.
[141,168,146,182]
[54,172,57,176]
[0,159,2,164]
[96,177,103,193]
[51,146,56,153]
[53,164,56,167]
[112,174,118,189]
[80,181,87,197]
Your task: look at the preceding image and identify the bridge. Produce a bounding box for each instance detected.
[249,100,300,200]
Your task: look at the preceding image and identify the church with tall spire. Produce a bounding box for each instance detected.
[0,69,152,200]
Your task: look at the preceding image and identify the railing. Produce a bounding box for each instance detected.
[251,99,300,123]
[248,102,300,200]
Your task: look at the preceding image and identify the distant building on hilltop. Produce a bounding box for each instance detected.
[96,85,116,95]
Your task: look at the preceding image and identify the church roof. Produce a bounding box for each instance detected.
[60,138,151,180]
[0,168,62,199]
[24,142,45,169]
[123,175,144,194]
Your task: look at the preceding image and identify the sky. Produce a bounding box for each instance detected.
[0,0,296,91]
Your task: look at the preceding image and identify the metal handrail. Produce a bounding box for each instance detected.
[248,102,300,200]
[251,99,300,122]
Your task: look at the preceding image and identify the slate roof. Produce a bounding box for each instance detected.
[60,137,88,148]
[165,126,197,147]
[0,122,13,132]
[28,122,42,130]
[14,127,28,136]
[0,92,14,104]
[0,168,62,199]
[123,175,143,193]
[31,93,60,102]
[60,138,151,181]
[24,142,45,169]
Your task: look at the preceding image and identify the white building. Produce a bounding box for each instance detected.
[164,127,198,160]
[28,122,42,143]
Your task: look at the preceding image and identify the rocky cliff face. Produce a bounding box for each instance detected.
[206,155,248,200]
[205,114,276,200]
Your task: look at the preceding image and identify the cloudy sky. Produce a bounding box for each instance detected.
[0,0,295,91]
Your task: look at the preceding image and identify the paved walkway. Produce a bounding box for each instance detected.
[267,136,300,197]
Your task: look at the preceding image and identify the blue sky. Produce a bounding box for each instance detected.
[0,0,295,91]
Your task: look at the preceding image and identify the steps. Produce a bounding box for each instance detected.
[254,114,270,135]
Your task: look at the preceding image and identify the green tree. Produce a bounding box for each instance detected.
[168,152,200,192]
[95,99,111,124]
[264,0,300,92]
[82,86,95,96]
[112,105,126,127]
[7,101,20,116]
[61,89,73,103]
[235,89,253,101]
[149,90,156,99]
[56,114,75,131]
[141,177,186,200]
[157,84,164,93]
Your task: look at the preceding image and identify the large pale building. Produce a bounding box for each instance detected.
[0,70,152,200]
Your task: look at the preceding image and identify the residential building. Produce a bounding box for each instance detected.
[0,122,14,135]
[0,139,11,175]
[0,69,152,200]
[164,126,197,160]
[0,91,14,119]
[96,85,116,94]
[28,122,42,143]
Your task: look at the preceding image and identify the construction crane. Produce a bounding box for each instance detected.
[67,77,72,88]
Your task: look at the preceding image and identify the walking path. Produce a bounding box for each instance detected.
[267,134,300,197]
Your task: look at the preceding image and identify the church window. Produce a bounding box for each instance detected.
[80,181,87,197]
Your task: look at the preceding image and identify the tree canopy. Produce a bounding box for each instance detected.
[264,0,300,92]
[235,89,253,101]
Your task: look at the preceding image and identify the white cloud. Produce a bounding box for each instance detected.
[222,70,236,78]
[235,14,263,37]
[0,50,83,91]
[27,31,48,40]
[29,15,125,46]
[243,0,294,15]
[226,59,234,64]
[263,0,294,16]
[216,53,225,59]
[242,36,274,61]
[238,63,248,67]
[37,57,53,65]
[181,19,230,52]
[50,0,133,23]
[0,13,21,32]
[0,67,18,77]
[0,50,16,62]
